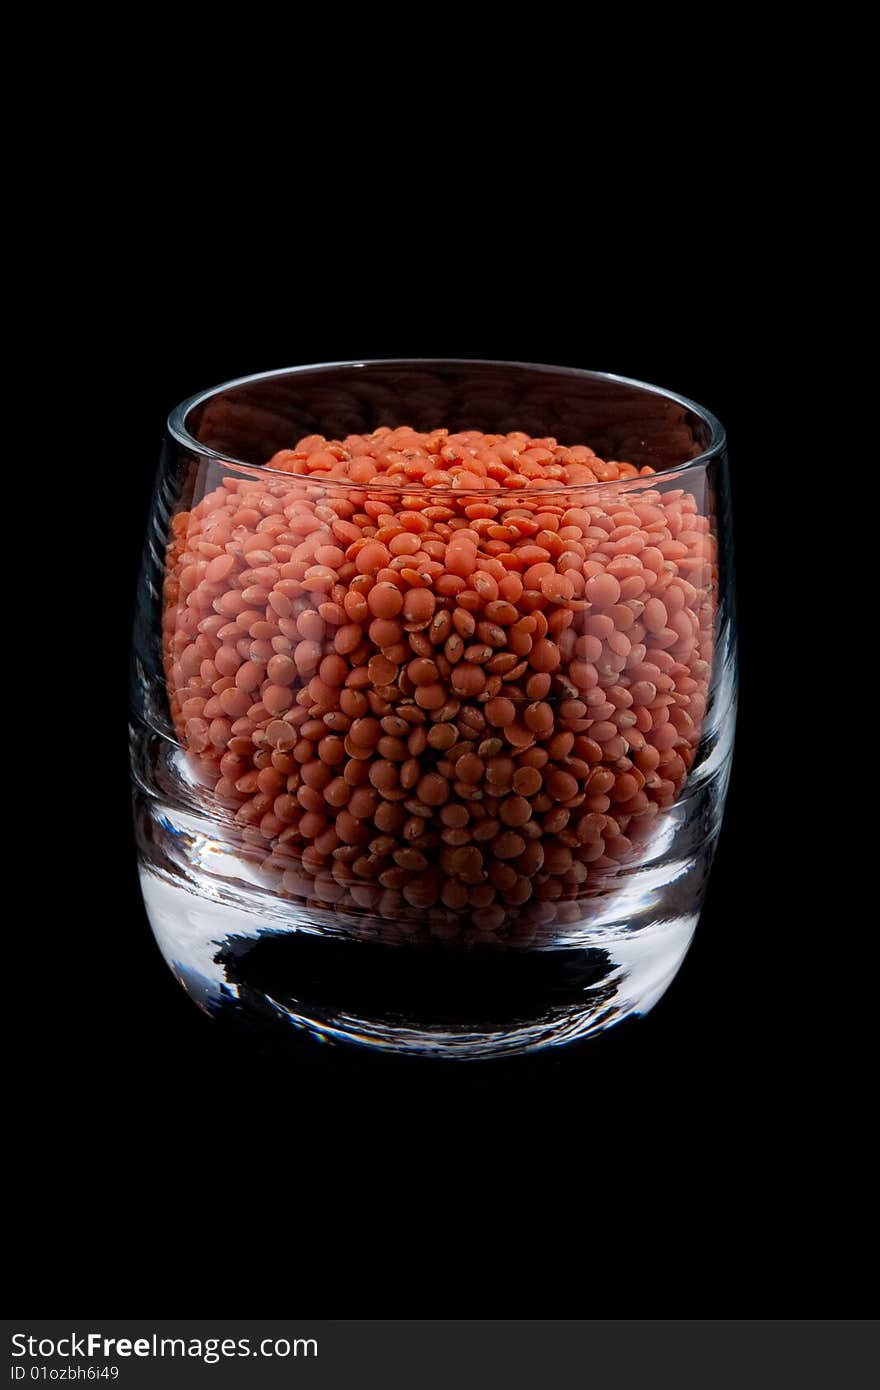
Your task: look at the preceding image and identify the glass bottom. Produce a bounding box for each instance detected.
[139,864,700,1059]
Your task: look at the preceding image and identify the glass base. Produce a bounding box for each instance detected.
[137,824,710,1061]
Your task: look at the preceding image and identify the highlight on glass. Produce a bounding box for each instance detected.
[131,361,736,1058]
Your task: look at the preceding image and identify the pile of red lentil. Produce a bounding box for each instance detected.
[163,426,716,943]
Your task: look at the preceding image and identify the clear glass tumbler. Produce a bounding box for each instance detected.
[131,361,736,1058]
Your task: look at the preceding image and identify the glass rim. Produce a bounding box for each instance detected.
[167,358,727,497]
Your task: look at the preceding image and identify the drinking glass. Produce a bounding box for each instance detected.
[131,361,736,1058]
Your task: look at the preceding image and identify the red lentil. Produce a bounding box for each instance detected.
[163,423,716,939]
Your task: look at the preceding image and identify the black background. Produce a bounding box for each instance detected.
[12,223,858,1314]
